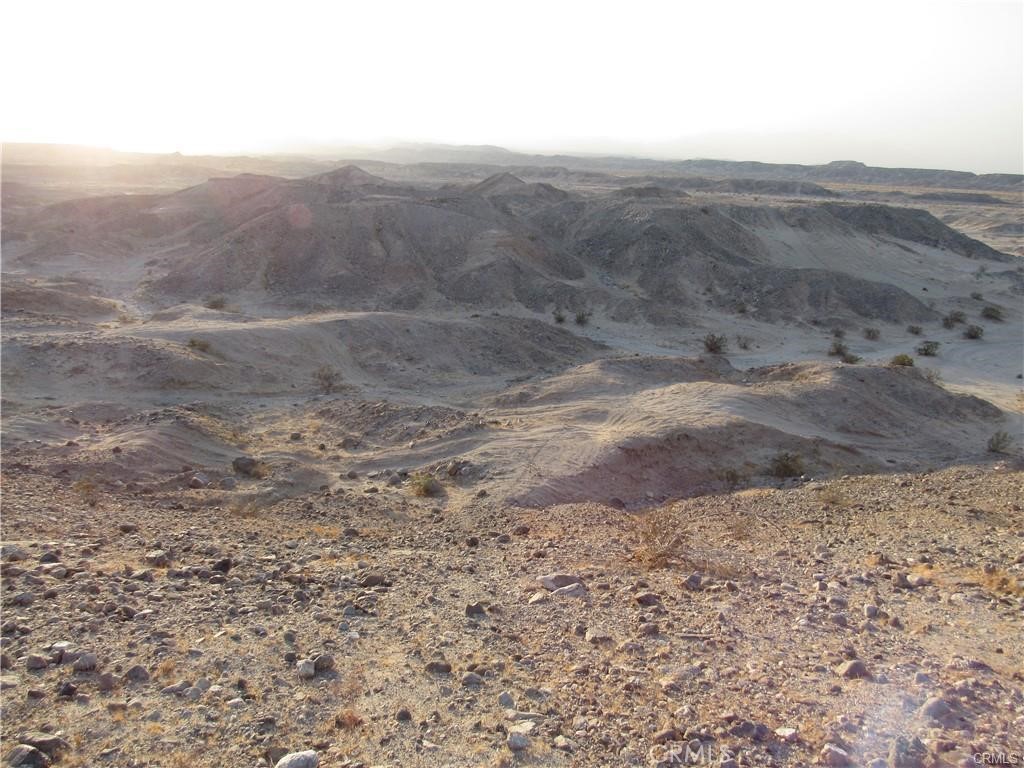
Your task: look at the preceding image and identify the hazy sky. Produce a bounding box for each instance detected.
[4,0,1022,173]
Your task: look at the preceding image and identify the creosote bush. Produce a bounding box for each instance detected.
[313,365,342,394]
[769,451,804,478]
[980,306,1003,322]
[863,327,880,341]
[735,335,752,351]
[963,324,984,340]
[703,333,728,354]
[916,340,940,357]
[906,325,923,335]
[987,430,1013,454]
[942,310,966,329]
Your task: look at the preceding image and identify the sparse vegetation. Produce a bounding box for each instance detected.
[831,328,845,339]
[889,353,914,367]
[313,365,342,394]
[970,292,983,301]
[768,451,804,478]
[987,430,1014,454]
[916,340,940,357]
[409,472,441,497]
[204,295,227,310]
[735,335,752,351]
[922,367,943,386]
[703,333,728,354]
[980,305,1004,321]
[634,508,690,569]
[552,309,566,324]
[906,324,922,335]
[719,468,745,489]
[942,310,966,329]
[828,340,848,357]
[187,338,212,353]
[574,309,592,326]
[72,478,100,507]
[963,324,984,340]
[863,327,880,341]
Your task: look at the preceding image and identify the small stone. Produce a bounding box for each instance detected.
[312,654,334,673]
[358,572,386,587]
[124,665,150,683]
[836,660,871,679]
[774,726,798,742]
[25,655,47,671]
[507,732,530,751]
[888,735,929,768]
[425,660,451,675]
[145,550,170,567]
[72,653,97,672]
[537,573,583,591]
[296,659,315,679]
[918,696,951,721]
[465,602,487,618]
[461,671,483,686]
[550,583,587,598]
[274,751,318,768]
[16,732,69,759]
[4,744,51,767]
[395,708,412,722]
[584,628,612,645]
[497,691,514,708]
[635,592,662,606]
[553,735,575,752]
[819,744,851,766]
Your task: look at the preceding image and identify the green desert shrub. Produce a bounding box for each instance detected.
[916,340,940,357]
[980,306,1003,321]
[906,325,923,335]
[889,354,914,367]
[963,324,984,340]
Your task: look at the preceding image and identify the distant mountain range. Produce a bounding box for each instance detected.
[4,142,1021,191]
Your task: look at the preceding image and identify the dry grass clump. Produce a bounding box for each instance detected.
[889,353,914,367]
[863,327,881,341]
[976,565,1024,596]
[333,708,365,729]
[187,338,212,353]
[980,305,1003,321]
[72,478,100,506]
[313,365,342,394]
[409,472,441,497]
[574,309,592,326]
[203,295,227,310]
[634,508,690,569]
[987,430,1014,454]
[816,484,852,507]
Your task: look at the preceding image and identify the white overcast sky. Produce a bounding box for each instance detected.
[3,0,1022,173]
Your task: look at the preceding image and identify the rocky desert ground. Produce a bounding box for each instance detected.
[1,143,1022,767]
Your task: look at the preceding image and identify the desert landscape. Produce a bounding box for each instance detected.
[0,139,1021,768]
